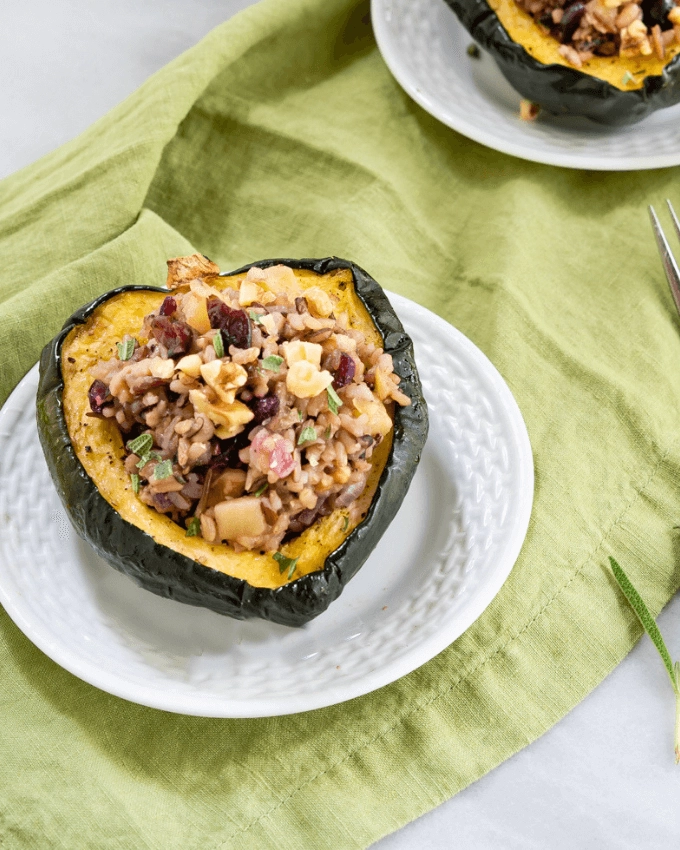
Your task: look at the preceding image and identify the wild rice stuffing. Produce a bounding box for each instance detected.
[87,257,410,555]
[516,0,680,67]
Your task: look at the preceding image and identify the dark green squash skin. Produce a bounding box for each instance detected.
[445,0,680,125]
[36,257,428,628]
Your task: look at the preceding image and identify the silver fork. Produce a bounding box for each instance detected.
[649,200,680,317]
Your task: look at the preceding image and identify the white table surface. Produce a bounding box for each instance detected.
[2,2,680,847]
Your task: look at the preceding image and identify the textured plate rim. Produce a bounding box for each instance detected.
[0,294,533,717]
[371,0,680,171]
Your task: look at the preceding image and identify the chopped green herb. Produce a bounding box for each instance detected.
[325,426,332,439]
[152,459,174,480]
[186,516,201,537]
[254,481,268,497]
[213,330,225,358]
[298,425,317,445]
[130,473,140,495]
[327,385,342,414]
[116,338,136,361]
[621,71,634,86]
[342,516,349,532]
[298,409,304,421]
[262,355,283,372]
[136,450,161,470]
[609,557,680,763]
[273,552,299,577]
[249,311,263,324]
[127,433,153,456]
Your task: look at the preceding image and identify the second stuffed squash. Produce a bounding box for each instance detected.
[446,0,680,124]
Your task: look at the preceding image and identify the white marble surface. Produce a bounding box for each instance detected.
[2,1,680,847]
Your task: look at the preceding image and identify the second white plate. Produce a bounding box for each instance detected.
[0,294,533,717]
[372,0,680,170]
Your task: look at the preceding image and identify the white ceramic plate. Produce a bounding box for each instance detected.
[372,0,680,170]
[0,294,533,717]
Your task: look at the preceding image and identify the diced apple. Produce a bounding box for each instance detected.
[373,368,392,401]
[262,265,299,295]
[239,279,263,307]
[286,360,333,398]
[183,294,211,334]
[214,497,266,541]
[304,286,334,318]
[281,340,322,367]
[149,357,175,380]
[354,397,393,437]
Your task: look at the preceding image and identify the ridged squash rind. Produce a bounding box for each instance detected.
[36,257,428,627]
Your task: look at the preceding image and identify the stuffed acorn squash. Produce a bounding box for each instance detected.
[36,256,427,627]
[446,0,680,124]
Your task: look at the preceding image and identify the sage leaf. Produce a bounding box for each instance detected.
[213,330,225,358]
[609,557,677,692]
[609,556,680,765]
[262,355,283,373]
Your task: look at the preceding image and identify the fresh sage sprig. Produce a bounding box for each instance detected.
[609,557,680,763]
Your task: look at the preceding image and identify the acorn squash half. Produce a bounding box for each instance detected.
[445,0,680,124]
[36,257,428,627]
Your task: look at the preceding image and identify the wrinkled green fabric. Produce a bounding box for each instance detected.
[2,0,680,847]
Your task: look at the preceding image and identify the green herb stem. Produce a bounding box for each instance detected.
[297,425,317,445]
[136,450,161,470]
[609,557,680,765]
[327,385,341,415]
[213,330,225,358]
[117,338,136,361]
[676,668,680,765]
[153,459,174,480]
[127,432,153,456]
[262,355,283,373]
[273,551,298,576]
[186,516,201,537]
[609,557,677,690]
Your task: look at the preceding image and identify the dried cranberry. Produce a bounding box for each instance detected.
[88,380,111,414]
[130,344,151,363]
[333,353,355,388]
[288,508,318,534]
[149,315,193,356]
[558,1,585,42]
[250,394,280,424]
[159,296,177,316]
[206,297,251,349]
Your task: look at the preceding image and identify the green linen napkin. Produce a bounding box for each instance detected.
[2,0,680,846]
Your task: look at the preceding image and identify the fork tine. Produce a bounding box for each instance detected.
[649,204,680,318]
[667,199,680,243]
